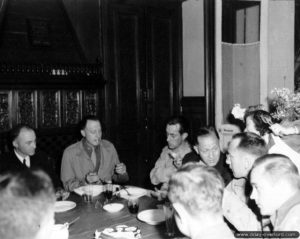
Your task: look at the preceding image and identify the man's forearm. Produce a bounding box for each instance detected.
[63,178,86,192]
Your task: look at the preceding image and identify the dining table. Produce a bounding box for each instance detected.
[55,188,188,239]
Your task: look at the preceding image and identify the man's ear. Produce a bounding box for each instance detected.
[182,132,188,141]
[245,155,254,171]
[12,139,18,149]
[173,202,189,223]
[80,129,86,138]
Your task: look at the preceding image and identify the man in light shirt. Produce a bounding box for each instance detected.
[61,115,128,191]
[250,154,300,234]
[223,132,268,231]
[168,163,234,239]
[150,116,199,187]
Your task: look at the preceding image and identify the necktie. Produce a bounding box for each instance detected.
[91,147,97,167]
[23,158,27,167]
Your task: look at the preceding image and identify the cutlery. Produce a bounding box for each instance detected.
[63,216,80,228]
[120,185,132,196]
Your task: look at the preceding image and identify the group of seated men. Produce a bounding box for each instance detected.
[0,114,300,239]
[0,115,129,191]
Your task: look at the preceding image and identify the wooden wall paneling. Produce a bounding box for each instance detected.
[146,4,182,170]
[0,90,11,131]
[16,90,37,128]
[103,0,182,187]
[62,90,81,126]
[0,0,83,63]
[39,90,61,128]
[82,89,99,116]
[109,4,145,186]
[181,96,206,144]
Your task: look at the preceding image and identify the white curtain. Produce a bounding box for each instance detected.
[221,42,260,122]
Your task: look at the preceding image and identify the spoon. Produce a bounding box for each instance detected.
[63,216,80,228]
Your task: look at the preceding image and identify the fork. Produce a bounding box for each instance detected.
[63,216,80,228]
[120,185,132,196]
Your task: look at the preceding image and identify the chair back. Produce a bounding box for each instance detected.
[218,124,241,152]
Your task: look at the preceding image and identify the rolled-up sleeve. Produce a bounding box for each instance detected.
[150,147,177,185]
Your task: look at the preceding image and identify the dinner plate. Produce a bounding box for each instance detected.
[137,209,165,225]
[74,184,120,197]
[54,201,76,213]
[119,186,148,200]
[74,185,104,197]
[103,203,124,213]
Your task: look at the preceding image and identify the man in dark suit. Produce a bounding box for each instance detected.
[0,124,61,188]
[195,126,233,186]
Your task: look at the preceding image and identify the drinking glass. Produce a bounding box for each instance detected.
[82,184,93,203]
[127,197,139,214]
[104,182,113,201]
[163,201,175,237]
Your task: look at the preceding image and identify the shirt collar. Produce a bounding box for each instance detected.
[14,149,30,163]
[267,134,275,149]
[270,190,300,227]
[82,138,100,156]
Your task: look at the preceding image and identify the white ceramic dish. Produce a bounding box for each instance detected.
[119,186,148,200]
[74,184,120,197]
[103,203,124,213]
[54,201,76,213]
[137,209,165,225]
[74,185,104,197]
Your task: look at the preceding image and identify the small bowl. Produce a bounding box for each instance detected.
[103,203,124,213]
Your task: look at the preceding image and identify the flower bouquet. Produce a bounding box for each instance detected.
[231,103,265,121]
[270,88,300,122]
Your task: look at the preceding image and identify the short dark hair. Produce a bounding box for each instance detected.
[244,110,273,136]
[166,116,190,135]
[10,124,35,142]
[232,132,268,157]
[79,115,100,130]
[0,169,55,239]
[195,126,219,140]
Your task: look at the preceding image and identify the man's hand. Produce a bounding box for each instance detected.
[86,172,100,184]
[115,163,127,175]
[270,123,298,136]
[150,186,168,201]
[169,152,183,169]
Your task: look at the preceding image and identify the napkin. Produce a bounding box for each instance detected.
[95,225,141,239]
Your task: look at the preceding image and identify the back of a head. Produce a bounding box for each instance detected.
[245,110,273,136]
[166,116,190,135]
[232,132,268,158]
[252,154,300,189]
[0,169,55,239]
[168,163,224,217]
